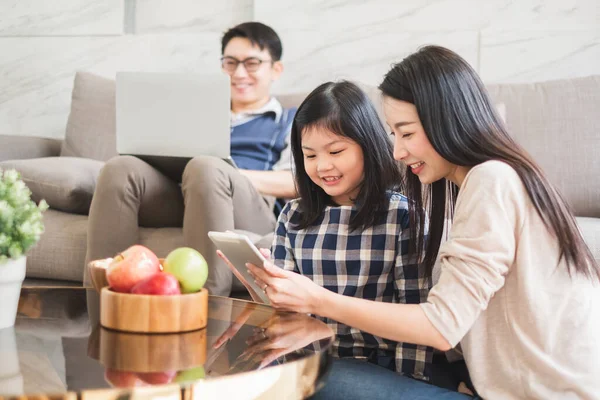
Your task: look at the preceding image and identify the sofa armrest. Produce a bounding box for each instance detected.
[0,135,62,162]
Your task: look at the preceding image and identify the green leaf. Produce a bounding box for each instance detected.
[0,169,46,260]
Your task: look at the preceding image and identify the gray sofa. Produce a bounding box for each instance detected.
[0,72,598,283]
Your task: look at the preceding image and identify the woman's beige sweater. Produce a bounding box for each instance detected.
[421,161,600,399]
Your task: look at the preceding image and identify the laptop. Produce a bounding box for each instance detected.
[116,71,232,181]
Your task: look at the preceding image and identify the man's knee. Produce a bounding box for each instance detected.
[97,155,147,193]
[182,156,234,189]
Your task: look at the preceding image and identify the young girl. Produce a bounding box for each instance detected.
[223,80,434,382]
[248,47,600,399]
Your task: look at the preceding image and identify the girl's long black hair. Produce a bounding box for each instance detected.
[291,80,402,231]
[379,45,599,280]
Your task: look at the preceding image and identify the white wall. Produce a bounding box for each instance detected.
[1,0,598,139]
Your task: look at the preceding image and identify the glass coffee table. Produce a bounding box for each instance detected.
[2,287,334,399]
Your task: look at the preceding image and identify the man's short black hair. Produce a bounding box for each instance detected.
[221,22,283,61]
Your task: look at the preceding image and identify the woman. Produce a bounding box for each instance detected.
[247,45,600,399]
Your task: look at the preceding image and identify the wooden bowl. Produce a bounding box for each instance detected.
[100,287,208,333]
[88,326,207,372]
[87,259,112,292]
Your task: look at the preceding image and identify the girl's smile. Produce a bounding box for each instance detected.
[320,175,343,185]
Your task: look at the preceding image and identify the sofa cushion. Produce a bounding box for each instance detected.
[25,209,89,282]
[487,76,600,217]
[61,72,118,162]
[0,157,104,215]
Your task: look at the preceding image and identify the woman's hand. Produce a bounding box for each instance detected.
[213,302,257,349]
[239,313,333,368]
[247,251,331,315]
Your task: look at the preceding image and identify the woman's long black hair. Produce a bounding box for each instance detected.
[291,80,402,231]
[379,45,599,280]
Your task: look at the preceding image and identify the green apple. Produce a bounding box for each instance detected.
[174,366,205,383]
[162,247,208,293]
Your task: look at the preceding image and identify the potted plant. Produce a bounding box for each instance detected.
[0,169,47,329]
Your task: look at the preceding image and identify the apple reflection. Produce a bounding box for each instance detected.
[103,366,205,388]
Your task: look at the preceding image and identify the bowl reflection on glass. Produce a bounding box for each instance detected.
[88,325,207,372]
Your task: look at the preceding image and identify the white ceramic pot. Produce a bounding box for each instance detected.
[0,327,23,395]
[0,256,26,329]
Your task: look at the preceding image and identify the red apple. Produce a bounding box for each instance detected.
[106,245,161,293]
[130,272,181,295]
[137,371,178,385]
[104,368,148,387]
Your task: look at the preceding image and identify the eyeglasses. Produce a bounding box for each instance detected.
[220,56,273,73]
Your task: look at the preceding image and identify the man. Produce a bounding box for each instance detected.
[85,22,297,296]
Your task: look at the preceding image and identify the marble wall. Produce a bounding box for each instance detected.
[1,0,598,138]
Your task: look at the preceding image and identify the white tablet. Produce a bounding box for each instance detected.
[208,231,270,304]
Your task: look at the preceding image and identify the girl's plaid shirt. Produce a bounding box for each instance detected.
[271,192,433,381]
